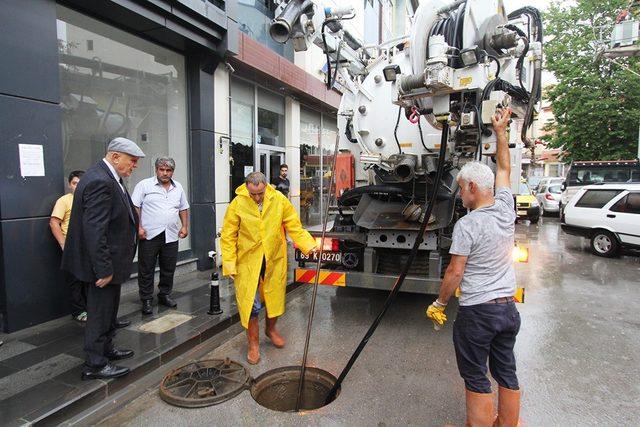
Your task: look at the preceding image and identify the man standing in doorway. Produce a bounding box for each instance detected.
[426,108,522,426]
[271,164,290,197]
[221,172,316,364]
[51,170,86,322]
[63,137,144,380]
[132,157,190,315]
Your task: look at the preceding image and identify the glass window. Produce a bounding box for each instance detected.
[518,183,531,195]
[230,78,255,195]
[610,195,628,213]
[616,192,640,214]
[257,88,285,147]
[567,167,637,186]
[236,0,294,61]
[322,115,339,209]
[300,107,322,226]
[548,185,562,194]
[628,193,640,214]
[575,190,623,209]
[57,5,190,250]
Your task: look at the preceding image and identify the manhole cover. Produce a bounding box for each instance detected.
[250,366,340,412]
[159,358,250,408]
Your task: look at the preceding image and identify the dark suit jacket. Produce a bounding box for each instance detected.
[62,160,138,284]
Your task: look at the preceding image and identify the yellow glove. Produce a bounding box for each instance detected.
[426,300,447,330]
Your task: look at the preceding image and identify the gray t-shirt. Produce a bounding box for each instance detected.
[449,187,517,306]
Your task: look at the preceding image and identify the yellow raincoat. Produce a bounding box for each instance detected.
[221,183,316,328]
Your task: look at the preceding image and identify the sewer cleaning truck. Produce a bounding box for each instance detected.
[269,0,542,293]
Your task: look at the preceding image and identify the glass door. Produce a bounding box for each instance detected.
[257,147,285,186]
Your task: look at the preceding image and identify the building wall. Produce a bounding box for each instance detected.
[0,0,64,332]
[0,0,229,332]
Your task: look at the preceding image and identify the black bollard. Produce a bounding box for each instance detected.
[207,272,223,315]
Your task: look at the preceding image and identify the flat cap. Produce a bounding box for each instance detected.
[107,137,145,158]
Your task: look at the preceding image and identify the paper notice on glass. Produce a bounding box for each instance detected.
[244,166,254,176]
[18,144,45,177]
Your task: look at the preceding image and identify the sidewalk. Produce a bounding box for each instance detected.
[0,269,241,426]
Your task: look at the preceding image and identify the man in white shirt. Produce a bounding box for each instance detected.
[132,157,190,315]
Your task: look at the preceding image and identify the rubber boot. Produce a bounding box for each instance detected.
[265,316,285,348]
[465,390,495,427]
[246,317,260,364]
[493,386,521,427]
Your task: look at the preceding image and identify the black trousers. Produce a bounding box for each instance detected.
[137,232,179,301]
[66,271,86,316]
[453,301,521,393]
[84,281,121,368]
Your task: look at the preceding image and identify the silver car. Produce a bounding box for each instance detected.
[536,183,562,216]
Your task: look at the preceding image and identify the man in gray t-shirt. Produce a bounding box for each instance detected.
[426,108,522,427]
[450,187,516,306]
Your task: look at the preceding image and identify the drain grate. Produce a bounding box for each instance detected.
[159,358,250,408]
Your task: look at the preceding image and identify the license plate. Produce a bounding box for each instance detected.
[295,249,342,263]
[517,210,526,215]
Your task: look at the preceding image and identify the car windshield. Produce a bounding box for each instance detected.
[518,183,531,195]
[549,185,562,194]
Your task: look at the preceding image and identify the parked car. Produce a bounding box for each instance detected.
[516,182,540,223]
[536,177,564,194]
[536,183,562,216]
[561,183,640,257]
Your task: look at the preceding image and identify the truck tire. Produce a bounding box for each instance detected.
[590,230,619,258]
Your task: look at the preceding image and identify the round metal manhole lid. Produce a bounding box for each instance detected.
[159,358,250,408]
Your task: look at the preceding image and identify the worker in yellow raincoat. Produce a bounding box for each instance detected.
[221,172,316,364]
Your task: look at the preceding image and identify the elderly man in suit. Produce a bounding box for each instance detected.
[63,137,145,380]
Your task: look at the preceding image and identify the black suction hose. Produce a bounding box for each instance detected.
[324,121,451,404]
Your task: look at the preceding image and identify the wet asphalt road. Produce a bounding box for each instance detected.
[101,217,640,426]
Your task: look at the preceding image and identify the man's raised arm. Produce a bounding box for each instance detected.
[492,107,512,189]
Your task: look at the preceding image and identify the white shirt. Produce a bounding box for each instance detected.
[131,176,190,243]
[102,159,125,193]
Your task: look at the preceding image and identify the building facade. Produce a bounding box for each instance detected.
[0,0,405,332]
[0,0,238,332]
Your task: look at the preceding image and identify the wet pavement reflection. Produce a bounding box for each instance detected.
[103,217,640,426]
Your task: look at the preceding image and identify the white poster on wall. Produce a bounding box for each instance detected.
[18,144,45,177]
[244,166,254,176]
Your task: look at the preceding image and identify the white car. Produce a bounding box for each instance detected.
[561,184,640,257]
[535,182,562,216]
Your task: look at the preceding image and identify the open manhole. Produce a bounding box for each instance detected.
[159,358,250,408]
[160,360,339,412]
[250,366,340,412]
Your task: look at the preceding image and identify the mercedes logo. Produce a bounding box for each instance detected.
[342,252,359,268]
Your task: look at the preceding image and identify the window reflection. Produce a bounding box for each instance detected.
[56,5,190,251]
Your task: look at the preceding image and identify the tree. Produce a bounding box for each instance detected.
[543,0,640,162]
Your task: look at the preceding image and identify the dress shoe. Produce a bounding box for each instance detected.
[81,363,130,380]
[105,348,134,360]
[158,295,177,308]
[115,319,131,329]
[141,299,153,315]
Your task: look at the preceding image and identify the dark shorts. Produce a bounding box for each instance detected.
[453,301,521,393]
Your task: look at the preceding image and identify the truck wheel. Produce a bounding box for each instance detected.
[590,230,619,258]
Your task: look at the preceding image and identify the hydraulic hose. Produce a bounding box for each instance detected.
[324,120,451,404]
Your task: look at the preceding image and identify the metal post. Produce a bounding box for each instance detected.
[208,272,223,315]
